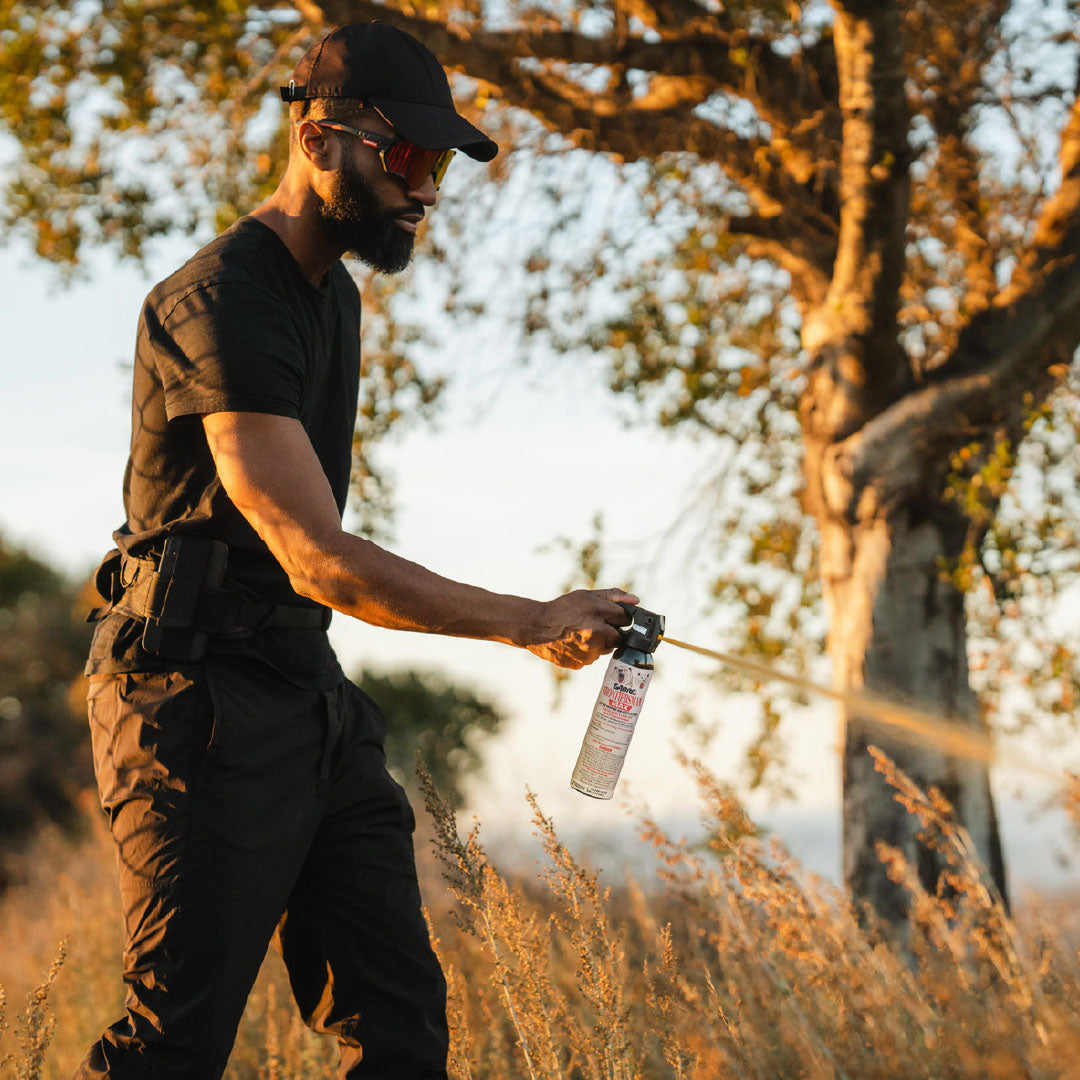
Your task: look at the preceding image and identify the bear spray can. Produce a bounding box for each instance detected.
[571,604,666,800]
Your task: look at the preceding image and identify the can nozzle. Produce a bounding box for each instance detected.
[617,603,665,653]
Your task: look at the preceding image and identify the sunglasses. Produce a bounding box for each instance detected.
[312,120,455,190]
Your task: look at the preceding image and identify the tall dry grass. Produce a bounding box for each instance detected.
[2,755,1079,1079]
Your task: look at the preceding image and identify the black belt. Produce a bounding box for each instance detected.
[88,538,330,661]
[108,554,330,636]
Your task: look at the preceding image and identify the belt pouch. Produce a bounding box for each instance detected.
[141,537,229,662]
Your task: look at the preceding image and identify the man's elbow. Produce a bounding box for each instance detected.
[287,568,326,605]
[281,542,351,611]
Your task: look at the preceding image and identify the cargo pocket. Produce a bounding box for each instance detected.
[87,669,214,888]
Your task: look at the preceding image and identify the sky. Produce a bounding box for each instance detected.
[1,208,1076,894]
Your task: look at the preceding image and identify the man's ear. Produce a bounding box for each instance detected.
[297,120,334,170]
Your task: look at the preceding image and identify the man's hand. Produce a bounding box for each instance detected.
[525,588,639,670]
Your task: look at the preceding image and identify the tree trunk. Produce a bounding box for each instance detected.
[796,2,1010,934]
[818,506,1007,933]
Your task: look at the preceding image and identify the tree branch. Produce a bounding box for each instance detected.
[903,2,1012,335]
[825,90,1080,519]
[315,1,840,168]
[309,1,845,290]
[616,0,718,35]
[829,251,1080,519]
[307,3,844,303]
[728,214,832,303]
[1020,89,1080,276]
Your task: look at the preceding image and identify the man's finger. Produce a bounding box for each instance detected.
[598,594,637,625]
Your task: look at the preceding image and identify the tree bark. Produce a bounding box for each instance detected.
[817,504,1007,934]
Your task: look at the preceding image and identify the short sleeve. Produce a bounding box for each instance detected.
[152,280,306,421]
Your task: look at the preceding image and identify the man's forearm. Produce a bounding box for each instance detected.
[291,529,546,646]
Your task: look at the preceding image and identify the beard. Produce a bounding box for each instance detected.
[317,159,417,274]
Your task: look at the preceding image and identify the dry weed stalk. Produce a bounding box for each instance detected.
[421,763,567,1079]
[3,757,1080,1077]
[869,747,1036,1001]
[530,793,633,1080]
[0,943,65,1080]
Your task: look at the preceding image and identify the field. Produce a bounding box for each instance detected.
[2,754,1080,1080]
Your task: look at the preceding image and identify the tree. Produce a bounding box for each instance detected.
[0,537,95,870]
[4,0,1080,929]
[357,668,505,807]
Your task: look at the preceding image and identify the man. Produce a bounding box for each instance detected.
[80,21,635,1079]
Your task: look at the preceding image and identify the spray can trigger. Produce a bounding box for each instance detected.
[616,603,665,653]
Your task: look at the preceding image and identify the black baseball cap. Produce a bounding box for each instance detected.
[280,22,498,162]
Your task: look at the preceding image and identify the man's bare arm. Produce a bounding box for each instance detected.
[202,411,636,669]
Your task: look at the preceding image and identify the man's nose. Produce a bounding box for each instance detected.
[408,174,437,206]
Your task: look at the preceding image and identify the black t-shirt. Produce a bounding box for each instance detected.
[86,216,362,689]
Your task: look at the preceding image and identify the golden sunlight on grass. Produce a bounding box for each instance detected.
[2,760,1080,1079]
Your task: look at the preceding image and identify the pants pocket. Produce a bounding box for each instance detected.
[88,670,213,819]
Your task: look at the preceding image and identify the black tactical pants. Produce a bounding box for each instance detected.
[77,656,449,1079]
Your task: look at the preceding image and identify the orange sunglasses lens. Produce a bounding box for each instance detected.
[383,141,455,189]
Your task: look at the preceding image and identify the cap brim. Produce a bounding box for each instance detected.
[370,98,498,161]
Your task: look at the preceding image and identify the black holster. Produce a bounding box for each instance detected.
[142,537,229,661]
[88,537,330,662]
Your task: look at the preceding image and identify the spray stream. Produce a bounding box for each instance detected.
[661,635,1059,782]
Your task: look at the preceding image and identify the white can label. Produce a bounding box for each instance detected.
[570,656,652,800]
